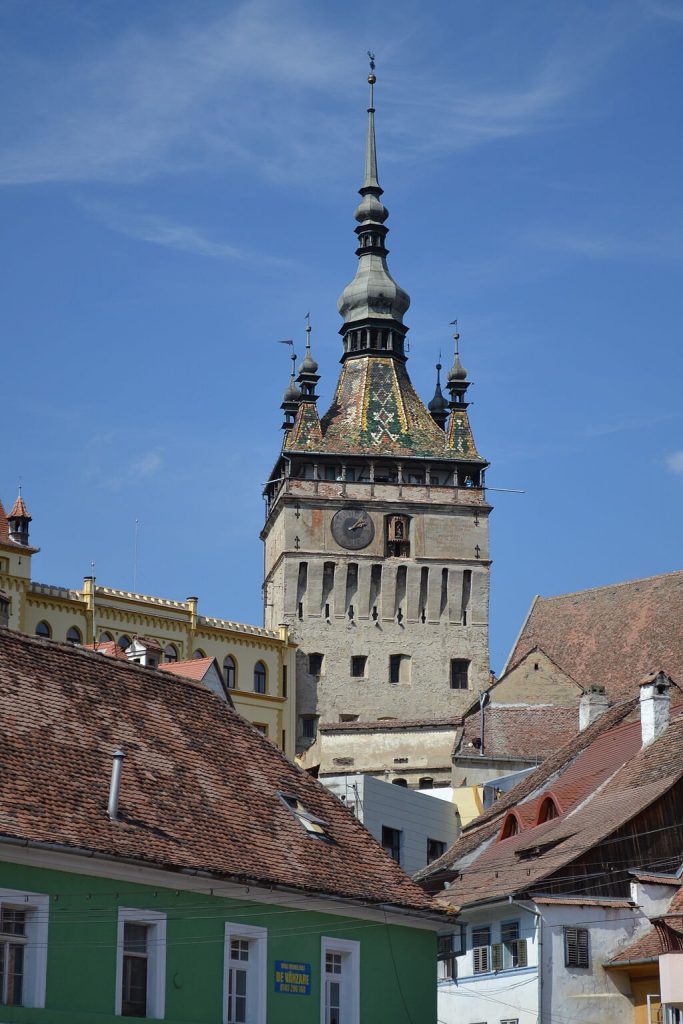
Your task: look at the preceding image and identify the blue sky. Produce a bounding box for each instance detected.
[2,0,683,670]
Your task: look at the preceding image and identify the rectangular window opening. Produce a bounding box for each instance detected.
[450,658,470,690]
[350,655,367,678]
[381,825,402,864]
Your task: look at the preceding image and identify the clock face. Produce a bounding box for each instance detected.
[331,508,375,550]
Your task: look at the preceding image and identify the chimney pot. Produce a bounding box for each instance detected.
[107,749,125,820]
[639,671,671,746]
[579,684,609,731]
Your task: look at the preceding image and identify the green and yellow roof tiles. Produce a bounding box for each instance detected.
[284,355,483,461]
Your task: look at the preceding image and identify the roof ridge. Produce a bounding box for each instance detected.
[2,628,216,697]
[539,569,683,603]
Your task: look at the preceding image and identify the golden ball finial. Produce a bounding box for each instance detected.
[368,73,376,84]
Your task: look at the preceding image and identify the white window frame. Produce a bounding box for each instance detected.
[223,922,267,1024]
[115,907,166,1019]
[0,888,49,1009]
[320,936,360,1024]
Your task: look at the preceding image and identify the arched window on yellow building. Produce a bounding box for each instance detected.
[254,661,267,694]
[223,656,237,689]
[35,621,51,638]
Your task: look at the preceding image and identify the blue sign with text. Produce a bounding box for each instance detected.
[274,960,311,995]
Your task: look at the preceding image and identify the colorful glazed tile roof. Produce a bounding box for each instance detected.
[0,628,437,913]
[284,355,482,461]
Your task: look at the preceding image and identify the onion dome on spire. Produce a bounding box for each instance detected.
[281,351,301,431]
[337,56,410,359]
[296,313,321,389]
[446,323,471,408]
[428,360,449,429]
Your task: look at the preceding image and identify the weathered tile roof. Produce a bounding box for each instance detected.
[506,571,683,700]
[8,495,30,519]
[454,704,580,762]
[0,628,436,913]
[158,656,219,681]
[320,715,458,733]
[419,692,683,909]
[285,355,482,461]
[607,883,683,964]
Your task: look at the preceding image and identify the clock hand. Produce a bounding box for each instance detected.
[348,519,367,530]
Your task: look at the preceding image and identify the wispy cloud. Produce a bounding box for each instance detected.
[82,200,293,266]
[0,0,636,188]
[529,227,683,263]
[129,450,163,481]
[666,451,683,475]
[644,0,683,24]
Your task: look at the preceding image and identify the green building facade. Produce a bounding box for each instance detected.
[0,850,438,1024]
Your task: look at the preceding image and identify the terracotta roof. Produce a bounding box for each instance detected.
[130,635,162,652]
[158,657,218,681]
[455,704,579,761]
[629,871,682,886]
[532,896,634,907]
[0,629,436,913]
[8,495,30,520]
[0,500,7,543]
[85,641,128,661]
[420,695,683,907]
[285,354,484,461]
[506,571,683,700]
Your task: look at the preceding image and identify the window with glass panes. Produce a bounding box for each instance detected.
[226,938,250,1024]
[324,951,342,1024]
[0,908,26,1006]
[121,922,149,1016]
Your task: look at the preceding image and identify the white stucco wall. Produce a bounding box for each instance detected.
[438,902,539,1024]
[321,774,460,875]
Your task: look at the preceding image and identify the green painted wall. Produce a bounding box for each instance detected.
[0,859,436,1024]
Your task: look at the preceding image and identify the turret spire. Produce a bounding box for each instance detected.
[280,349,301,430]
[446,322,471,409]
[428,356,449,429]
[337,56,410,360]
[297,313,320,403]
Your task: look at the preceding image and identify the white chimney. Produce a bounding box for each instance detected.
[579,685,610,731]
[107,749,125,820]
[639,671,671,746]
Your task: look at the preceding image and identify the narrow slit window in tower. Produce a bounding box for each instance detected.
[419,567,429,623]
[440,568,449,618]
[395,564,407,622]
[460,569,472,626]
[345,563,358,619]
[369,564,382,620]
[321,562,336,617]
[297,562,308,620]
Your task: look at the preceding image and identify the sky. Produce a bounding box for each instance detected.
[2,0,683,671]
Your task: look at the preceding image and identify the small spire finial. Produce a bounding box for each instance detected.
[367,52,376,107]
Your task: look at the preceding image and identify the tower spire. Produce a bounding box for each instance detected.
[336,56,410,360]
[297,313,320,403]
[280,350,301,431]
[428,356,449,429]
[446,321,471,409]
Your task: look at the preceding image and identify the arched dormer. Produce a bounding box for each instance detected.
[498,810,523,841]
[536,793,561,826]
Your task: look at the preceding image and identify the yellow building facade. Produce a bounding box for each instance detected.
[0,496,297,757]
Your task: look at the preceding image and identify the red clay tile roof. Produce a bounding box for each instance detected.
[418,693,683,906]
[0,629,436,913]
[455,704,579,761]
[0,500,7,543]
[84,641,129,661]
[159,657,218,681]
[506,571,683,700]
[8,495,30,520]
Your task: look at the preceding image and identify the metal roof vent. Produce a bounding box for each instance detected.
[107,749,125,820]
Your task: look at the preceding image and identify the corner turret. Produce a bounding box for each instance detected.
[7,492,31,547]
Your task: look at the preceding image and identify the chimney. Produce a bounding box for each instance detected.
[0,591,9,628]
[639,671,671,746]
[579,685,610,731]
[107,749,125,820]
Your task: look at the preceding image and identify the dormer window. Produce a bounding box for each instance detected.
[537,796,560,824]
[500,813,521,840]
[279,793,332,842]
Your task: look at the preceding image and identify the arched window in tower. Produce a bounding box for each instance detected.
[66,626,82,645]
[99,631,113,643]
[254,661,267,694]
[386,514,410,558]
[164,644,178,663]
[223,655,236,689]
[35,620,51,639]
[118,635,132,651]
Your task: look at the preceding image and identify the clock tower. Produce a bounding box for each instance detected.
[262,68,491,756]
